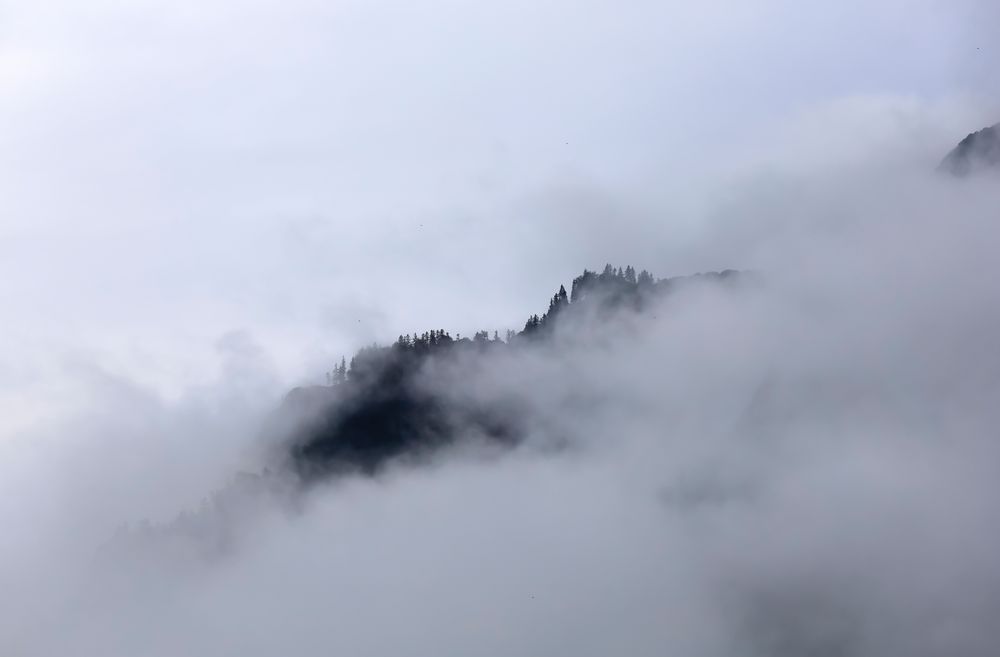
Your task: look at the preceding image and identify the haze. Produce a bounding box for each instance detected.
[1,1,999,655]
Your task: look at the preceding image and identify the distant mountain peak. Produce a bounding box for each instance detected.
[939,123,1000,176]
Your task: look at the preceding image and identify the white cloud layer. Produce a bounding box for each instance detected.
[1,1,1000,655]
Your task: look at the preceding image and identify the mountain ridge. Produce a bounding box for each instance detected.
[939,123,1000,175]
[281,266,744,480]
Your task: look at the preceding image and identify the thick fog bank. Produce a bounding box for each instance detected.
[3,161,1000,656]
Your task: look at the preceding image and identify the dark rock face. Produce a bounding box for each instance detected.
[940,124,1000,176]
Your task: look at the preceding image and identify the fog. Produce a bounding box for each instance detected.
[4,142,999,655]
[3,0,1000,655]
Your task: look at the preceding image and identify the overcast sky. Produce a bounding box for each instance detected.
[1,0,997,423]
[3,2,1000,655]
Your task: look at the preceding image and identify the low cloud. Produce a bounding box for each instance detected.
[2,1,1000,655]
[4,139,1000,655]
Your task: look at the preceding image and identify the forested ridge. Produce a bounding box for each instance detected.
[283,265,742,480]
[939,122,1000,176]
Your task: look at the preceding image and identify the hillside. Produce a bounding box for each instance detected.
[280,266,742,480]
[939,123,1000,175]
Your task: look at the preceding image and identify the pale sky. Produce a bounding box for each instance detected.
[3,4,1000,656]
[0,0,996,424]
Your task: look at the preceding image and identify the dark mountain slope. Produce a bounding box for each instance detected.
[939,123,1000,176]
[281,266,742,481]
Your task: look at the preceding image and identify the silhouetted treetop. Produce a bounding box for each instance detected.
[282,266,743,481]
